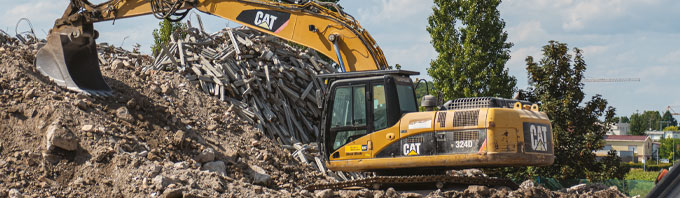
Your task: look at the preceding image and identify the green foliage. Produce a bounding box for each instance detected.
[659,138,680,160]
[627,163,673,172]
[621,116,630,123]
[614,116,629,123]
[630,111,663,135]
[426,0,516,100]
[625,169,661,181]
[664,126,679,131]
[497,41,626,182]
[152,19,186,56]
[662,110,678,127]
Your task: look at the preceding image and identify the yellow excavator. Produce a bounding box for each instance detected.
[36,0,554,189]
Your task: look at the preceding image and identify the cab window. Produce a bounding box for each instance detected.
[396,83,418,114]
[330,85,367,150]
[373,84,387,131]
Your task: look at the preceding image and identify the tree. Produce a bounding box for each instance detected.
[662,110,678,127]
[660,138,680,160]
[630,111,663,135]
[620,116,630,123]
[427,0,516,100]
[664,126,679,131]
[629,113,645,135]
[499,41,626,181]
[152,19,186,56]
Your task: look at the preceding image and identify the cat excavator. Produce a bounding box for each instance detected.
[36,0,554,190]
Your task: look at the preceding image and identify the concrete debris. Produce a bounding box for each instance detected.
[195,147,215,163]
[249,165,272,185]
[148,25,338,145]
[45,120,79,151]
[8,188,22,198]
[202,161,226,175]
[152,175,175,190]
[314,189,334,198]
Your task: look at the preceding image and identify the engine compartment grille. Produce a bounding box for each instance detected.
[453,110,479,127]
[444,97,531,110]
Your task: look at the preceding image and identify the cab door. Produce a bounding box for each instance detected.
[326,83,370,159]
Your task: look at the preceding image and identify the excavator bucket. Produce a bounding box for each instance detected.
[35,27,112,96]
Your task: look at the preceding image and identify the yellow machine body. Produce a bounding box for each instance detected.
[327,106,554,172]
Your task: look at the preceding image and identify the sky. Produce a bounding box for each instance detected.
[1,0,679,118]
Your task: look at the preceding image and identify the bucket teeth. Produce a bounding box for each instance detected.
[35,27,112,96]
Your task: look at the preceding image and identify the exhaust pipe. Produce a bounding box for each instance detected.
[35,25,112,96]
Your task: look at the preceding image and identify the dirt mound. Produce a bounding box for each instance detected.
[0,36,329,197]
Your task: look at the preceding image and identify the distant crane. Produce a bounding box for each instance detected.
[583,78,640,82]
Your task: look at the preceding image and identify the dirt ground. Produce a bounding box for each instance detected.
[0,35,630,198]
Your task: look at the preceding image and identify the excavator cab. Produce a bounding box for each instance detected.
[318,70,420,160]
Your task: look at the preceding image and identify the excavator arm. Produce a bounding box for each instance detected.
[37,0,388,95]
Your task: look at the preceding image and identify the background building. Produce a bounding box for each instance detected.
[595,135,653,163]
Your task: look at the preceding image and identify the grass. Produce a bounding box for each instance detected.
[625,168,659,181]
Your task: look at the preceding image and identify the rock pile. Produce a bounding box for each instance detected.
[149,24,337,145]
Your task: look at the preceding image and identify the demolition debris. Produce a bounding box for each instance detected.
[147,25,336,146]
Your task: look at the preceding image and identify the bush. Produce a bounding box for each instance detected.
[625,169,659,181]
[626,162,672,171]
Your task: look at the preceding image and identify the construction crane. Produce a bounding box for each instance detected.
[583,78,640,83]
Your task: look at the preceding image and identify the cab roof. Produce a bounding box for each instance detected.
[317,70,419,81]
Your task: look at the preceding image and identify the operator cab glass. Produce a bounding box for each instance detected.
[330,85,367,150]
[322,72,420,158]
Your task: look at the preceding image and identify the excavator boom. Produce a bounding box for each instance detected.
[37,0,388,95]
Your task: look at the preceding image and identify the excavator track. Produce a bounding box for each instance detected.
[304,175,519,191]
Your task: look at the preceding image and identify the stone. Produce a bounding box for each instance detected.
[519,180,535,189]
[161,84,172,94]
[75,100,88,110]
[116,107,134,122]
[314,189,333,198]
[206,124,218,131]
[123,60,132,67]
[8,189,22,198]
[385,187,398,198]
[152,175,175,190]
[111,59,124,70]
[162,188,183,198]
[173,130,186,144]
[23,88,36,99]
[151,85,161,94]
[223,146,238,163]
[45,122,78,151]
[194,148,215,163]
[465,185,490,196]
[81,125,94,132]
[202,161,226,175]
[249,165,271,185]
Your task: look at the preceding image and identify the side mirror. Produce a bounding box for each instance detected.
[420,95,437,111]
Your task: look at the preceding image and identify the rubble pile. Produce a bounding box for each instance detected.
[150,25,336,145]
[0,34,332,197]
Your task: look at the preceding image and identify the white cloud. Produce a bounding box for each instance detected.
[356,0,431,26]
[508,46,540,69]
[659,50,680,64]
[507,21,547,43]
[580,45,609,56]
[1,1,64,30]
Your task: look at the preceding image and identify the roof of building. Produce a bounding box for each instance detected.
[605,135,650,141]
